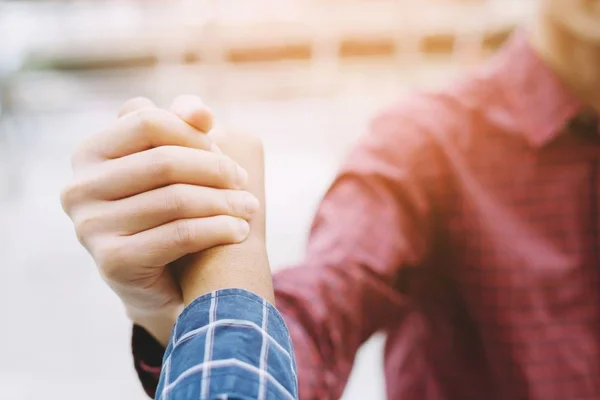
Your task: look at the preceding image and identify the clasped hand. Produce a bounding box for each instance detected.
[61,95,273,345]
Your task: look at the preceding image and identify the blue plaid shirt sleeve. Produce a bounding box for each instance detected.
[155,289,298,400]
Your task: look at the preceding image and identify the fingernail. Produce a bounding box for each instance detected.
[244,193,259,215]
[236,219,250,241]
[236,165,248,188]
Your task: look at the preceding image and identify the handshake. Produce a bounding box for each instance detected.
[60,95,274,346]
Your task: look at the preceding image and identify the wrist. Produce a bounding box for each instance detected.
[178,241,275,307]
[127,303,183,347]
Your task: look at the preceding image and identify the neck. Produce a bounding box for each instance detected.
[529,13,600,111]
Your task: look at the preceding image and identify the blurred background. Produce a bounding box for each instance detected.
[0,0,534,399]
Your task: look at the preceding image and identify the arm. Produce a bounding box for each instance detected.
[155,289,297,400]
[274,105,439,398]
[134,101,441,398]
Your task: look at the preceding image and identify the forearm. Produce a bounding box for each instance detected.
[177,238,274,307]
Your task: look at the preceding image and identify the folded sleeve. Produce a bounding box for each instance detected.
[154,288,298,400]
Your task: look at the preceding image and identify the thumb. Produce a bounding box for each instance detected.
[170,94,214,134]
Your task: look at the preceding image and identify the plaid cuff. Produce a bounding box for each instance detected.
[155,289,298,400]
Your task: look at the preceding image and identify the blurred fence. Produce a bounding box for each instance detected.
[0,0,535,200]
[1,0,533,105]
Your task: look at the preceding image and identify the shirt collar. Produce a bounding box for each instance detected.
[489,31,588,147]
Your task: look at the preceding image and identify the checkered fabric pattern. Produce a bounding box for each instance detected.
[154,289,298,400]
[134,31,600,400]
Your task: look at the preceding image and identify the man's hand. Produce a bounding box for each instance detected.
[60,96,260,344]
[175,131,274,305]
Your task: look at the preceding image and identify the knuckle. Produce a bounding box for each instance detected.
[95,240,124,280]
[223,190,241,215]
[73,213,98,245]
[195,132,212,151]
[216,155,237,186]
[59,186,73,214]
[163,184,187,216]
[173,219,195,250]
[60,179,86,214]
[148,146,176,180]
[131,107,163,134]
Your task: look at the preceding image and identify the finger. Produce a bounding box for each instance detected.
[118,97,157,118]
[76,108,212,165]
[86,185,259,235]
[116,216,251,267]
[75,146,248,201]
[170,95,214,133]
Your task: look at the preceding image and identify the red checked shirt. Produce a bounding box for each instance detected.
[132,32,600,400]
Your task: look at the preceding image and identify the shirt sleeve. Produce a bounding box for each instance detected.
[132,98,443,399]
[271,101,443,399]
[154,288,298,400]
